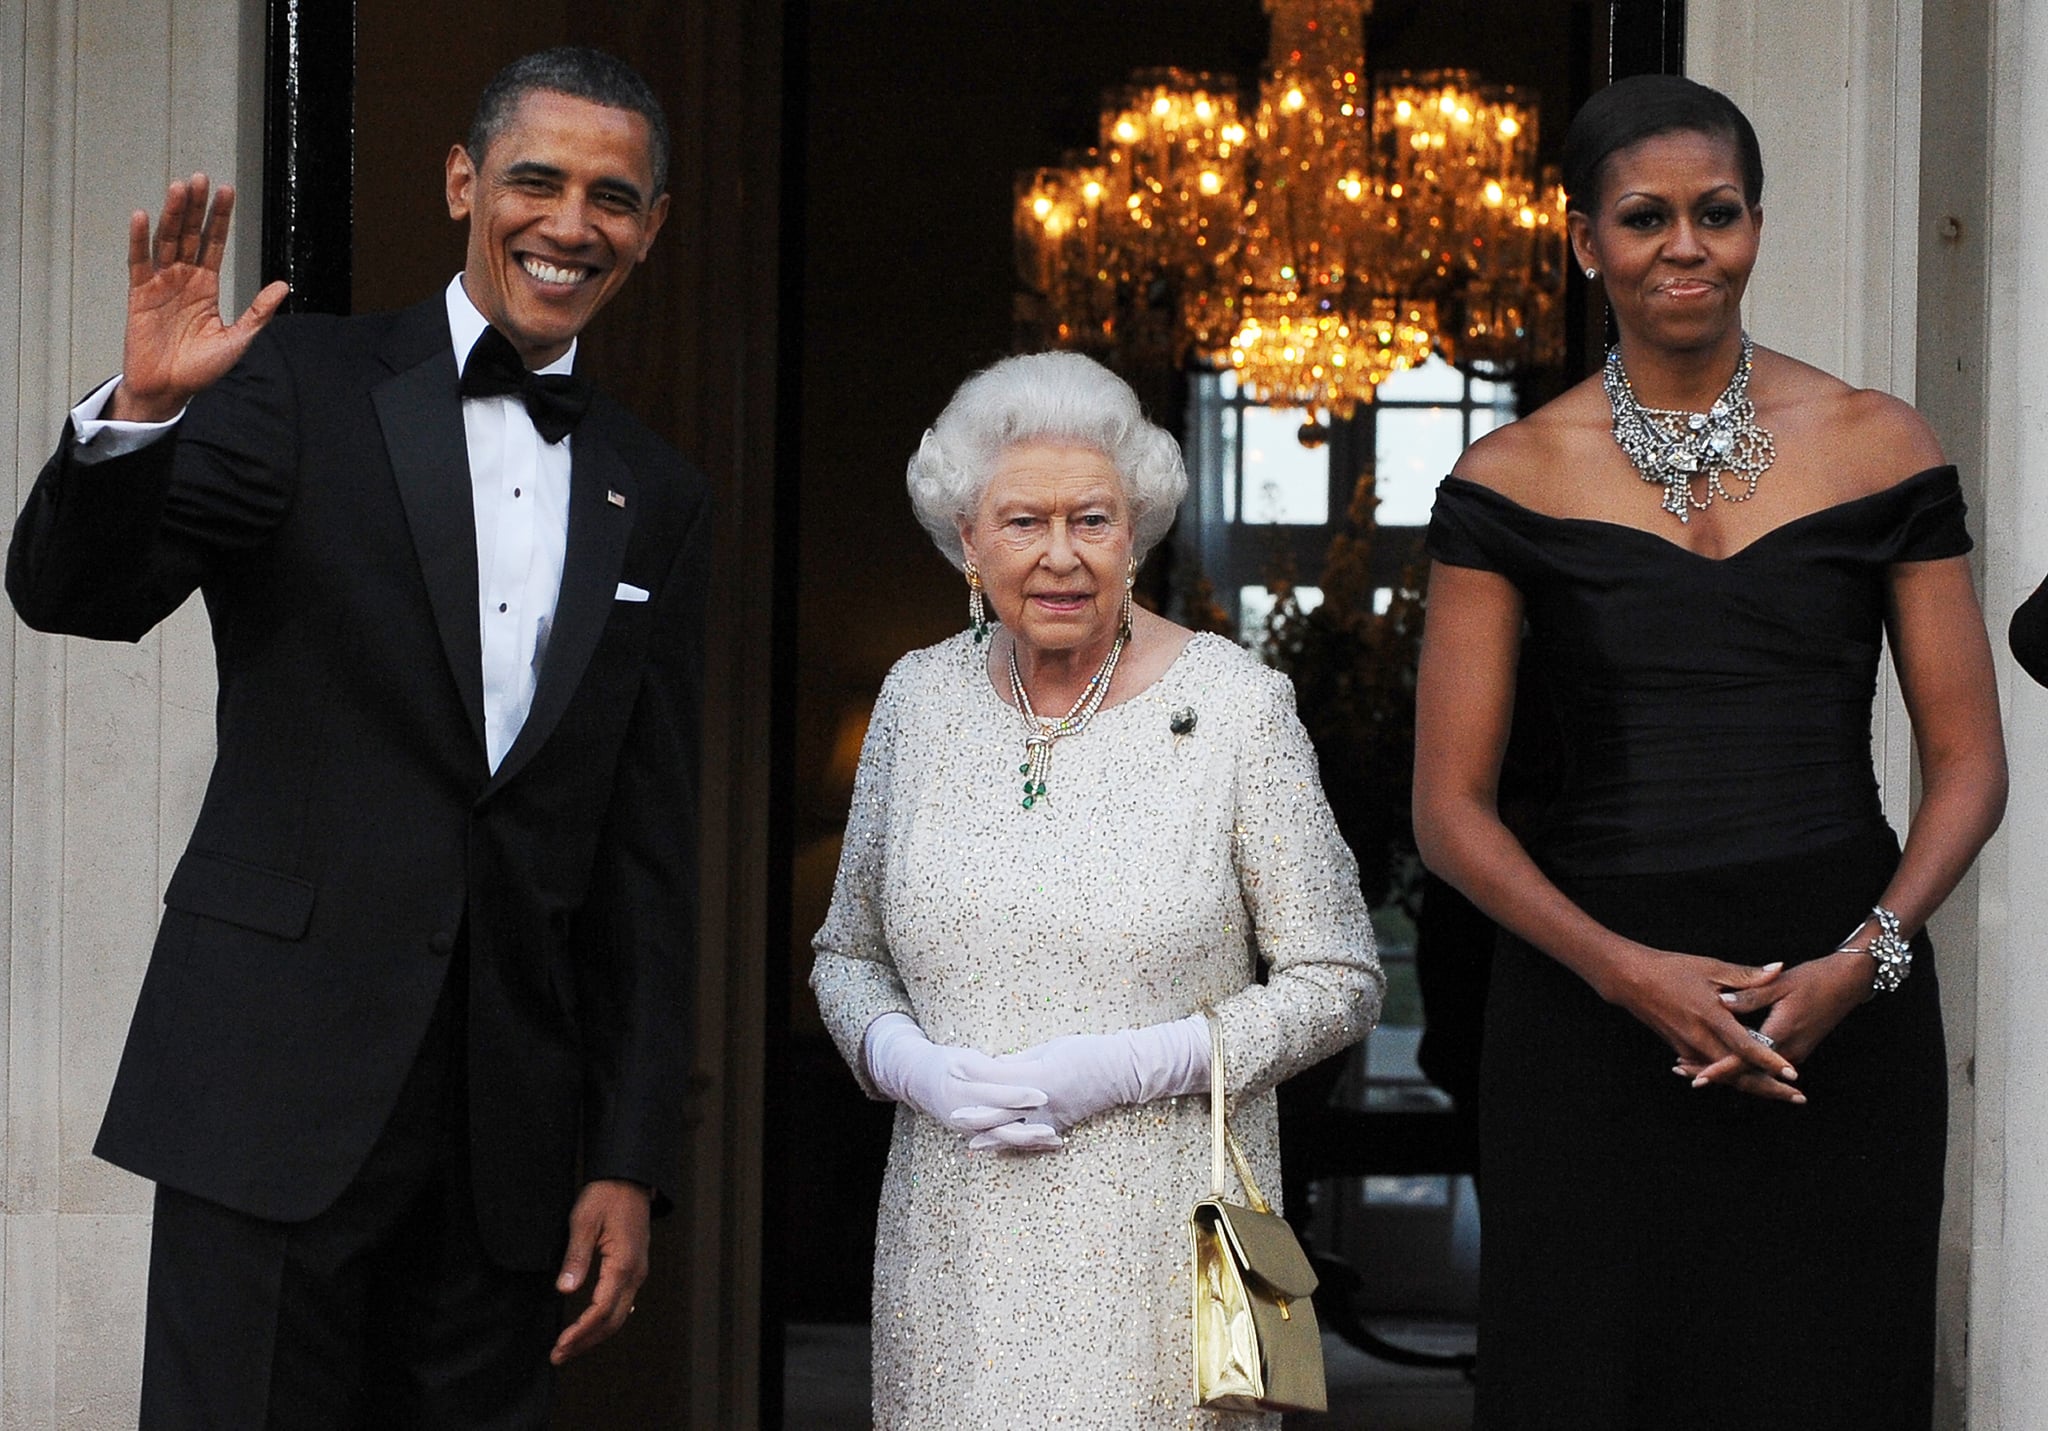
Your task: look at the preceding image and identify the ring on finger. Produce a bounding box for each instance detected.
[1746,1027,1775,1051]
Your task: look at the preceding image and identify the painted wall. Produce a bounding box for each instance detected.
[1,0,264,1426]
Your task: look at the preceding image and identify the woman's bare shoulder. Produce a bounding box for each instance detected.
[1449,377,1609,507]
[1755,348,1947,490]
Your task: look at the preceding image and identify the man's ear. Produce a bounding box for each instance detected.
[446,144,477,221]
[635,192,672,262]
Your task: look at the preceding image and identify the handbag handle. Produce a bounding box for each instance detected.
[1202,1005,1273,1214]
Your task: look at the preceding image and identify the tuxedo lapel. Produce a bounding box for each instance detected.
[486,425,637,792]
[372,306,488,757]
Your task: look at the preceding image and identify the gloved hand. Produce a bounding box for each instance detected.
[863,1013,1049,1136]
[970,1014,1211,1150]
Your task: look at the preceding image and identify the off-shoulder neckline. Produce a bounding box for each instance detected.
[1436,463,1958,565]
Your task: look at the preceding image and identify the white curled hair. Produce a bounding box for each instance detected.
[906,351,1189,571]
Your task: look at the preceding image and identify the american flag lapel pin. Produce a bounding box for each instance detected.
[606,489,627,508]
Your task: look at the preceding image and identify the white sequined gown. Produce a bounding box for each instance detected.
[811,630,1384,1430]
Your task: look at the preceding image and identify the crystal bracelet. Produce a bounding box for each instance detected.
[1839,904,1912,994]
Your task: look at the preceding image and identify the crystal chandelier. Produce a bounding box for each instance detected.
[1014,0,1567,416]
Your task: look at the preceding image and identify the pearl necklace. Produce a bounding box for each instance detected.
[1007,633,1125,811]
[1603,333,1777,524]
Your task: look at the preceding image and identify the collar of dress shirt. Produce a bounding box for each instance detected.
[443,274,578,379]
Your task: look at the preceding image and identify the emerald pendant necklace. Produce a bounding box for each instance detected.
[1007,632,1125,810]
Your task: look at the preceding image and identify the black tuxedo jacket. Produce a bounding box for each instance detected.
[7,296,707,1270]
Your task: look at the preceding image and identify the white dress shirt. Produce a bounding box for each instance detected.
[67,274,575,773]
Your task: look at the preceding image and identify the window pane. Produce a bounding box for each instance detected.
[1221,405,1239,522]
[1373,353,1464,404]
[1468,406,1514,442]
[1375,406,1465,526]
[1238,583,1323,645]
[1240,407,1328,524]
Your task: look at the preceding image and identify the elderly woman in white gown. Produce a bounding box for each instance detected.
[810,351,1383,1430]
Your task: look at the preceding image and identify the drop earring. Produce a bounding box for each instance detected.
[1121,560,1136,639]
[966,562,990,643]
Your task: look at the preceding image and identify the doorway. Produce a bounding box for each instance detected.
[768,2,1680,1427]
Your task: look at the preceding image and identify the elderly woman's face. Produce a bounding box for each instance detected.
[1570,128,1760,356]
[959,441,1133,659]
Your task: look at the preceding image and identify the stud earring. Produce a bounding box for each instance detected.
[1584,266,1599,281]
[965,562,989,643]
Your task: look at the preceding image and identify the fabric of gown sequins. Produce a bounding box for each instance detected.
[812,630,1385,1430]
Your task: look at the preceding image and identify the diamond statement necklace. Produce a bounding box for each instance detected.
[1603,333,1777,524]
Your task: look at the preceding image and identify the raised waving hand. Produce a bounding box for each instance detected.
[110,173,290,422]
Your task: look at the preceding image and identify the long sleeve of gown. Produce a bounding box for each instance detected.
[1211,663,1384,1099]
[810,663,917,1097]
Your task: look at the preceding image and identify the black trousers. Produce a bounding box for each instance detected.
[138,957,560,1430]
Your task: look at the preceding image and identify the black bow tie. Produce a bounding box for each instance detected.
[458,326,592,443]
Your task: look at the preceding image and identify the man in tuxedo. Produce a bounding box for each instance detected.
[7,47,705,1429]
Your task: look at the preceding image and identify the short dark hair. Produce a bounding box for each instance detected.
[466,47,671,195]
[1561,74,1763,214]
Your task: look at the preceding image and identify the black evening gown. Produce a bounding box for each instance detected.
[1425,465,1971,1431]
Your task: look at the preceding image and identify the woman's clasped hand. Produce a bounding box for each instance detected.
[1592,947,1805,1101]
[864,1012,1213,1152]
[1672,941,1882,1095]
[861,1012,1049,1137]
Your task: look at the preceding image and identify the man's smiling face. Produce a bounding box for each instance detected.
[445,89,670,368]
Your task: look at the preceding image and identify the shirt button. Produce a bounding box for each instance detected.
[513,488,522,498]
[498,603,508,613]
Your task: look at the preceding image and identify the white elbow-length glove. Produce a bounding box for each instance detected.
[969,1014,1212,1151]
[863,1013,1049,1135]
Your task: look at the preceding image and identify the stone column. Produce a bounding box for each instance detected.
[1,1,262,1426]
[1976,0,2048,1417]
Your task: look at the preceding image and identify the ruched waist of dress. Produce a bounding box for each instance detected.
[1527,668,1890,877]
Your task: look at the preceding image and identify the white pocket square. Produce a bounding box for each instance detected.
[615,583,650,603]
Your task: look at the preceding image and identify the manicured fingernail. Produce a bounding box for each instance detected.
[1779,1066,1798,1081]
[1718,992,1739,1004]
[1761,962,1784,972]
[1791,1093,1807,1105]
[1691,1075,1709,1088]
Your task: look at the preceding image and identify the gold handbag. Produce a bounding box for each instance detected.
[1190,1008,1327,1414]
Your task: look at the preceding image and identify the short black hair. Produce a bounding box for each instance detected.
[1561,74,1763,214]
[466,47,671,196]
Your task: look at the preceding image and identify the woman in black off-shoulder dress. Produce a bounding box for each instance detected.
[1413,78,2007,1430]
